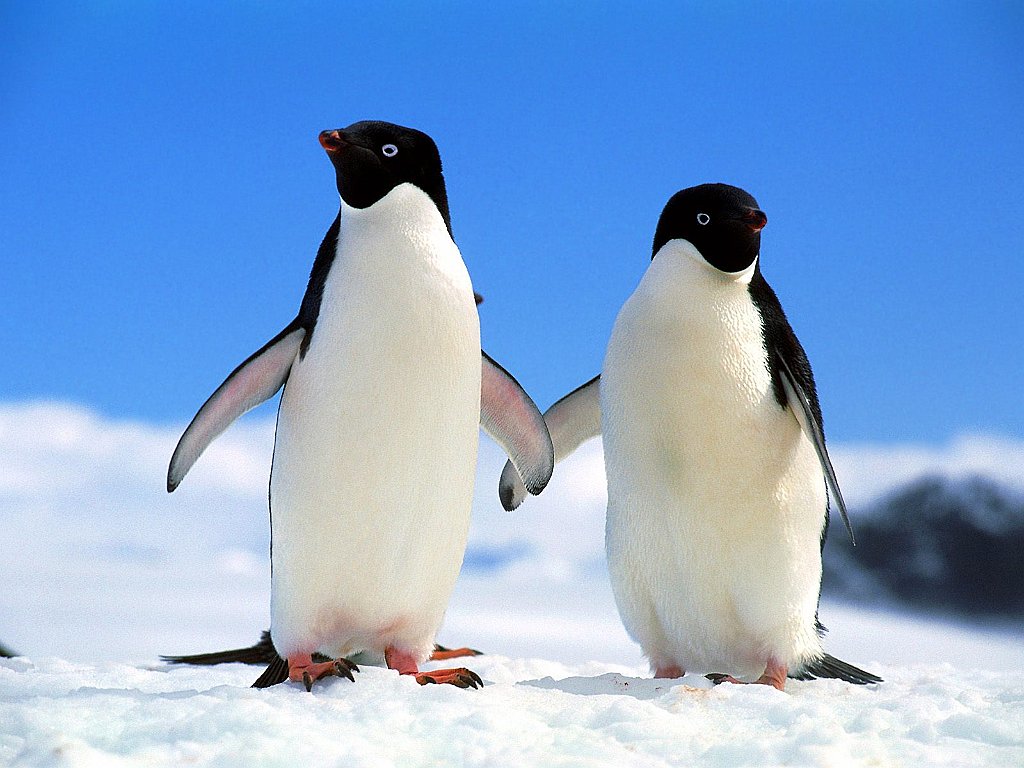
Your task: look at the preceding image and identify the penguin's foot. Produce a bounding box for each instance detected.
[415,668,484,688]
[287,654,360,692]
[654,664,685,679]
[706,658,787,691]
[706,673,744,685]
[385,646,483,689]
[429,644,483,661]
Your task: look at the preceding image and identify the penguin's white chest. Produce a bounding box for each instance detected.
[269,185,481,660]
[601,241,825,678]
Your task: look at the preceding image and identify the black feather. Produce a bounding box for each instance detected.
[251,654,290,689]
[161,630,278,666]
[748,265,855,547]
[791,653,883,685]
[295,214,342,357]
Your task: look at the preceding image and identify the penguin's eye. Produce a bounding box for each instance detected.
[696,213,711,226]
[381,144,399,158]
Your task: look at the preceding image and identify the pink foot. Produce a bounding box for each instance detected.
[654,665,685,679]
[415,668,484,688]
[288,653,359,692]
[706,673,744,685]
[755,658,788,690]
[707,658,787,691]
[430,644,483,661]
[385,646,483,689]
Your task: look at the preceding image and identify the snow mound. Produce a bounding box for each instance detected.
[2,655,1022,767]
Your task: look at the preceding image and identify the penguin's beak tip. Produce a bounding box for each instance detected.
[743,209,768,233]
[319,130,348,154]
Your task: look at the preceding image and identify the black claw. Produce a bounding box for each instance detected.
[302,671,313,692]
[705,673,728,685]
[452,670,482,689]
[334,660,355,682]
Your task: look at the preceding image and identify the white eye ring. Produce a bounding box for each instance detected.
[382,143,398,157]
[697,212,711,225]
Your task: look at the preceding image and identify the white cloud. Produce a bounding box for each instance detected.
[831,434,1024,508]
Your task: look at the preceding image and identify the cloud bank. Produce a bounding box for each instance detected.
[1,401,1020,664]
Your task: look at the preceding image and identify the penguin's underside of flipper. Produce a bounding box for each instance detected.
[166,329,553,501]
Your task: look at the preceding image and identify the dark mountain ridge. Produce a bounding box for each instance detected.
[823,475,1024,620]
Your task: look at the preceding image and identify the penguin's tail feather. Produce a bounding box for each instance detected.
[161,630,278,666]
[251,654,290,689]
[791,653,882,685]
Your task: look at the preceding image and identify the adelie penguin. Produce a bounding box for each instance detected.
[166,121,554,691]
[500,183,880,690]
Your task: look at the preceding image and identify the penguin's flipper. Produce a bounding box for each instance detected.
[167,324,306,492]
[161,630,278,666]
[776,353,855,545]
[498,375,601,511]
[480,351,554,500]
[791,653,882,685]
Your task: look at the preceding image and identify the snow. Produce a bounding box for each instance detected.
[2,402,1024,766]
[3,655,1023,767]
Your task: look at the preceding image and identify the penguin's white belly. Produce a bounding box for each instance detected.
[269,188,480,661]
[602,243,825,679]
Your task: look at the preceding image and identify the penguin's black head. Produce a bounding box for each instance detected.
[651,183,767,273]
[319,120,451,234]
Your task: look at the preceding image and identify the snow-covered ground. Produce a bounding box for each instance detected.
[1,403,1023,766]
[4,653,1023,767]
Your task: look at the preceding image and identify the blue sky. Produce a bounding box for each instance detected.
[3,2,1022,444]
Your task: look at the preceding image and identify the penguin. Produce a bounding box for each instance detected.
[499,183,879,689]
[167,120,554,691]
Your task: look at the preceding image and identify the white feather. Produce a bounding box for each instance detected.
[601,239,825,680]
[269,183,480,662]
